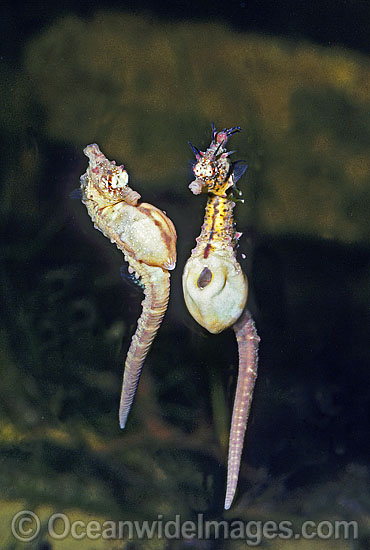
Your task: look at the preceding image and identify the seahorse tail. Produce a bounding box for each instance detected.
[224,309,260,510]
[119,262,170,429]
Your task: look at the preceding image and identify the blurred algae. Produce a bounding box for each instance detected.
[22,10,370,244]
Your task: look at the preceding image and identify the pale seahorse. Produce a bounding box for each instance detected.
[182,125,260,510]
[80,144,177,429]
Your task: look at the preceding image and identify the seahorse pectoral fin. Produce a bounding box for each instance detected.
[69,188,83,200]
[224,309,260,510]
[231,160,248,185]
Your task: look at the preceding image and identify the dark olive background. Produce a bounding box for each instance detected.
[1,2,370,549]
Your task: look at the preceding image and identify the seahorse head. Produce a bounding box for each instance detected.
[189,125,242,197]
[80,144,141,206]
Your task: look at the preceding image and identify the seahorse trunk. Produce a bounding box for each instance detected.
[224,309,260,510]
[119,262,170,429]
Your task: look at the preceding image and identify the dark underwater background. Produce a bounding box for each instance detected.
[1,1,370,549]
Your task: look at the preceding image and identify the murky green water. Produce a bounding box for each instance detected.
[1,8,370,549]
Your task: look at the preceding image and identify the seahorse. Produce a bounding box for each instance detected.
[182,125,260,510]
[80,144,177,429]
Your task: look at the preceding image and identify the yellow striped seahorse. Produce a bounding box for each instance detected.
[182,125,260,510]
[80,144,177,429]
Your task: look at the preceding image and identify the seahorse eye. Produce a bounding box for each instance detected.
[205,165,214,177]
[100,176,109,188]
[197,267,213,289]
[115,169,129,188]
[194,164,202,177]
